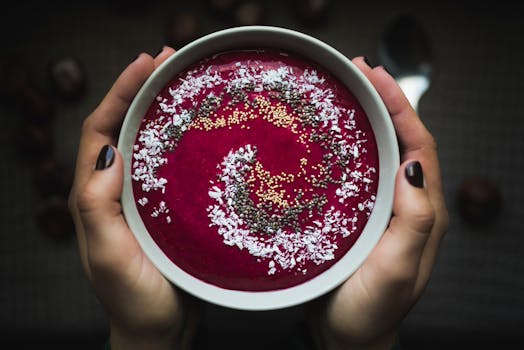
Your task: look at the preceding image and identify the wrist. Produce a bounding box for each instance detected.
[109,322,182,350]
[315,325,398,350]
[110,332,177,350]
[328,332,397,350]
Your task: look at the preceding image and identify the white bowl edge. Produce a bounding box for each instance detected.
[118,25,399,311]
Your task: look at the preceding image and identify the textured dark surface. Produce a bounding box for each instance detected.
[1,1,523,349]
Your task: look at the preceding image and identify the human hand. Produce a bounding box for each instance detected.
[306,57,449,350]
[68,47,199,350]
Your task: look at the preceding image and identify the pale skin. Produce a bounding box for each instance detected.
[306,57,449,350]
[68,47,449,350]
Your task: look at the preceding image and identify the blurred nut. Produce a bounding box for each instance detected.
[48,56,87,101]
[291,0,331,25]
[233,1,265,26]
[207,0,238,17]
[165,11,201,49]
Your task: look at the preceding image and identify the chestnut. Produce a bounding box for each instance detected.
[165,11,201,49]
[233,1,265,26]
[291,0,331,26]
[47,56,87,101]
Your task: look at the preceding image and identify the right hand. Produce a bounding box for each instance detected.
[306,56,449,350]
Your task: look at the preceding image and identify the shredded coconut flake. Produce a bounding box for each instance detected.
[132,55,378,276]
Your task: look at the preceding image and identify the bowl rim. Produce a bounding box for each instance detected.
[118,25,399,311]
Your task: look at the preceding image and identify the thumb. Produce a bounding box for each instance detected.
[375,160,436,277]
[77,145,141,274]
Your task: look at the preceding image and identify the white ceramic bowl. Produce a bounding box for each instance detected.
[118,26,399,310]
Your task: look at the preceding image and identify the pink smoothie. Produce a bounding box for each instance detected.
[131,49,379,291]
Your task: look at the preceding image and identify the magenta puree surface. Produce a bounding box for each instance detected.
[131,49,379,291]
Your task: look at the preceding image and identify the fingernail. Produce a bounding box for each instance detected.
[363,56,374,67]
[95,145,115,170]
[381,64,392,75]
[133,53,144,62]
[405,161,424,188]
[155,46,166,57]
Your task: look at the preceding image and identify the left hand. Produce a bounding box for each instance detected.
[68,47,199,350]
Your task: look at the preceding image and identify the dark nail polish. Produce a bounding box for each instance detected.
[405,161,424,188]
[363,56,373,67]
[95,145,114,170]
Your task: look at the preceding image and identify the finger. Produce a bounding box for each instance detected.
[154,45,176,68]
[370,160,435,281]
[68,197,91,280]
[90,53,155,137]
[351,56,373,76]
[77,145,143,276]
[352,56,435,156]
[415,202,449,294]
[354,58,449,278]
[352,56,447,239]
[325,160,435,337]
[353,56,449,295]
[69,54,155,273]
[72,53,156,193]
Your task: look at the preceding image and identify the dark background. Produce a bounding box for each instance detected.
[1,0,523,349]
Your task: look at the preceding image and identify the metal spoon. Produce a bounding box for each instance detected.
[378,14,433,112]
